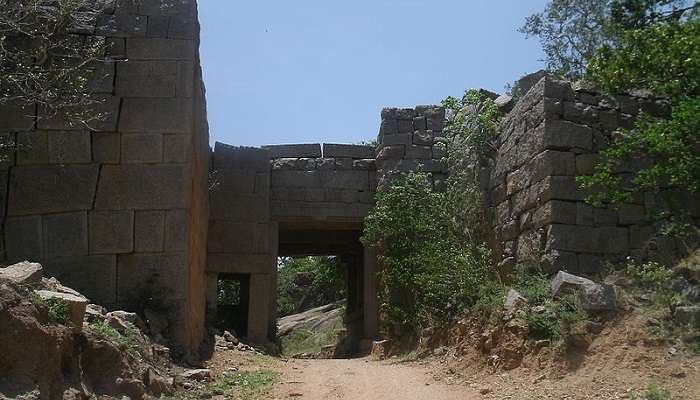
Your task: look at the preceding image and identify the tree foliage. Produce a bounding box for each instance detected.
[520,0,696,79]
[362,171,493,334]
[277,256,347,318]
[0,0,110,123]
[579,7,700,206]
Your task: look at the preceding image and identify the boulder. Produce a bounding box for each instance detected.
[144,368,174,397]
[674,306,700,328]
[551,271,595,297]
[84,304,107,323]
[223,330,239,345]
[578,283,617,311]
[495,94,514,112]
[35,290,88,328]
[180,369,212,382]
[0,261,43,285]
[504,288,527,309]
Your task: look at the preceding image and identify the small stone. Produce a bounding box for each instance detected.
[479,387,493,395]
[504,289,527,309]
[181,369,212,382]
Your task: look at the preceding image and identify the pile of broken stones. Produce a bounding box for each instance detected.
[0,261,226,400]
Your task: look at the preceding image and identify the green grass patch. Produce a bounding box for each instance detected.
[214,370,280,400]
[91,319,142,358]
[631,384,672,400]
[31,293,70,325]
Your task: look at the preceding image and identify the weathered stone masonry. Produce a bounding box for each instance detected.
[0,0,210,356]
[1,1,692,355]
[487,76,698,274]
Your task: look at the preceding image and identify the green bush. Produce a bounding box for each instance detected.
[626,259,682,306]
[527,311,561,340]
[362,171,494,333]
[31,293,70,325]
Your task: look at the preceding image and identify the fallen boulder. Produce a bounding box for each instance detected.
[35,290,88,328]
[578,283,617,311]
[180,368,212,382]
[505,289,527,309]
[0,261,42,285]
[551,271,595,297]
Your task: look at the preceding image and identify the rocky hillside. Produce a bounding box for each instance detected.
[0,261,221,400]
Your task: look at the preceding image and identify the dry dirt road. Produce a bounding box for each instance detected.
[271,358,479,400]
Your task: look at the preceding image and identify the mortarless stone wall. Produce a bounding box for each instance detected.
[488,76,698,275]
[0,0,210,356]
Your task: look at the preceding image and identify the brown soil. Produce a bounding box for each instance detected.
[271,358,479,400]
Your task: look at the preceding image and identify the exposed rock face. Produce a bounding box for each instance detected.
[0,267,175,400]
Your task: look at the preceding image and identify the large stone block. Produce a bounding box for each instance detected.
[168,16,197,39]
[8,164,99,216]
[116,60,177,97]
[42,255,117,305]
[94,164,190,210]
[0,101,35,131]
[546,224,629,254]
[147,15,170,37]
[207,254,274,274]
[89,211,134,254]
[117,253,188,305]
[209,170,256,193]
[262,144,321,158]
[95,14,147,37]
[48,131,92,164]
[535,176,583,202]
[121,133,163,163]
[5,216,43,261]
[321,171,369,190]
[529,150,576,182]
[138,0,196,16]
[271,170,321,188]
[127,38,195,60]
[134,210,165,252]
[165,209,187,251]
[323,144,374,159]
[119,98,192,133]
[163,134,191,163]
[92,133,120,163]
[543,120,593,151]
[42,212,88,258]
[532,200,577,228]
[16,131,49,165]
[207,222,270,254]
[382,133,413,146]
[37,95,120,132]
[404,145,432,159]
[212,143,270,171]
[209,193,269,222]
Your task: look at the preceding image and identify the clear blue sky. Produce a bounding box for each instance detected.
[199,1,547,147]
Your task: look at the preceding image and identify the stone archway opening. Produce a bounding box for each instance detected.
[277,226,367,356]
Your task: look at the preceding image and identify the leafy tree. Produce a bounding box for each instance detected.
[0,0,111,163]
[277,256,347,317]
[362,171,493,334]
[519,0,613,79]
[520,0,696,78]
[579,9,700,206]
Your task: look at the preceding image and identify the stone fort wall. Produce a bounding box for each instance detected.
[0,0,693,355]
[0,0,210,356]
[487,76,697,275]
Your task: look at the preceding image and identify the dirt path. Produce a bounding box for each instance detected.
[271,358,479,400]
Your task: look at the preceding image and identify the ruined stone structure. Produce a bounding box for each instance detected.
[0,0,210,356]
[0,0,692,358]
[205,143,380,346]
[487,77,695,274]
